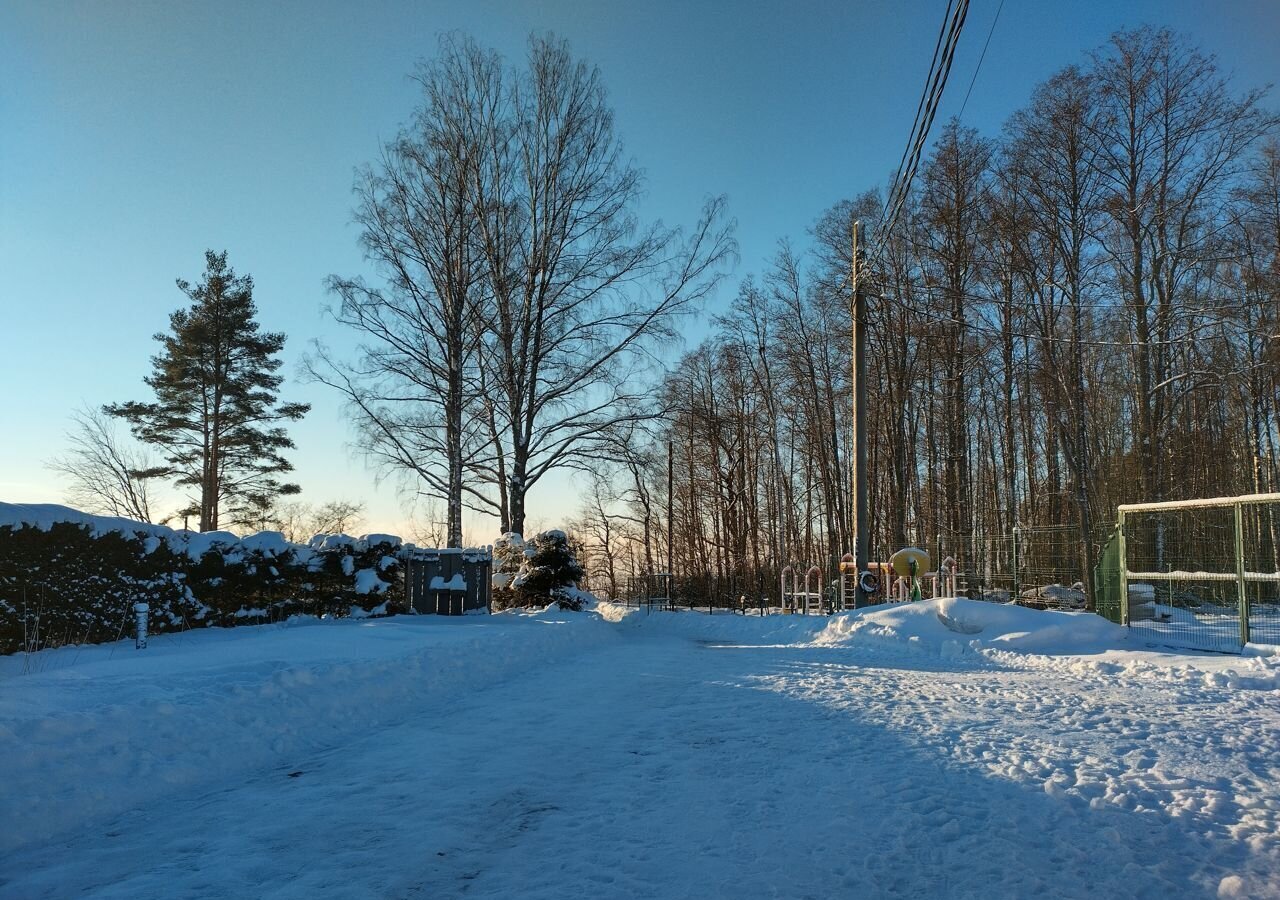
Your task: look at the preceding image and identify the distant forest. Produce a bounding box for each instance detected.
[573,27,1280,603]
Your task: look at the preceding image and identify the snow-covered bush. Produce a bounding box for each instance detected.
[496,529,587,611]
[0,508,406,654]
[490,532,527,609]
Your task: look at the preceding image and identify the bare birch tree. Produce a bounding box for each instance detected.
[309,37,497,547]
[466,35,735,534]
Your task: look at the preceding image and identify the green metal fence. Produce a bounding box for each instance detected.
[1110,493,1280,653]
[1093,527,1123,624]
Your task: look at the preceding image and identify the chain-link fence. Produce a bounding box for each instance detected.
[931,525,1099,609]
[624,569,796,614]
[1098,494,1280,653]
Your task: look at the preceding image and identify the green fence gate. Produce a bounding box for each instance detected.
[1098,493,1280,653]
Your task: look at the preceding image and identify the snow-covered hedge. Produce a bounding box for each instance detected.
[0,504,403,654]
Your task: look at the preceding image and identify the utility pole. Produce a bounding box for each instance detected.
[667,439,675,579]
[852,220,870,607]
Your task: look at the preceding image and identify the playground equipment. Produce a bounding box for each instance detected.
[636,572,673,612]
[933,556,960,598]
[838,548,962,607]
[780,565,825,614]
[838,553,882,610]
[779,552,962,615]
[889,547,931,601]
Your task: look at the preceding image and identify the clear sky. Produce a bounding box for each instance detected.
[2,0,1277,540]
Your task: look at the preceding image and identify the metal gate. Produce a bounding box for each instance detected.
[404,547,492,615]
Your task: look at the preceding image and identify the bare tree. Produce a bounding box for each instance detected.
[48,405,157,523]
[1090,27,1275,501]
[466,35,735,534]
[270,499,366,542]
[1005,65,1107,606]
[572,473,623,599]
[309,36,497,548]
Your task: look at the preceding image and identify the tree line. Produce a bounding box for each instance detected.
[572,27,1280,607]
[52,26,1280,602]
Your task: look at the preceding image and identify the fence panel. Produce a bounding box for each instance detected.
[1242,501,1280,646]
[938,525,1099,609]
[1118,494,1280,653]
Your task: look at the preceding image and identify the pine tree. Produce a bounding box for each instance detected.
[107,251,309,531]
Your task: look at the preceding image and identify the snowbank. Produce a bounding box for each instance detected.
[816,597,1126,658]
[597,597,1124,657]
[595,601,833,643]
[601,598,1280,691]
[0,608,616,854]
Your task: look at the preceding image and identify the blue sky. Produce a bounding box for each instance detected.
[2,0,1277,539]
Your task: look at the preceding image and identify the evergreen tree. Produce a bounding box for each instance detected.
[511,530,587,609]
[107,251,309,531]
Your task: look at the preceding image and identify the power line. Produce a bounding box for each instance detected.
[957,0,1004,121]
[866,289,1269,348]
[883,0,955,234]
[878,0,971,251]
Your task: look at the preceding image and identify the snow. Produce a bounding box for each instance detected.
[2,599,1277,898]
[0,505,405,572]
[238,530,291,556]
[817,596,1126,657]
[310,533,358,552]
[0,502,171,538]
[180,529,241,559]
[429,573,467,591]
[353,567,390,594]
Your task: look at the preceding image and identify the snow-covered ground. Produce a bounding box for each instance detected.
[2,599,1278,899]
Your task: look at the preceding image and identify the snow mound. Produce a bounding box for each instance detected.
[816,597,1126,657]
[594,602,833,643]
[239,531,291,557]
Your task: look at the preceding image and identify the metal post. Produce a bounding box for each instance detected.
[1011,524,1019,602]
[134,602,149,649]
[852,220,870,608]
[1234,502,1250,647]
[1117,510,1129,626]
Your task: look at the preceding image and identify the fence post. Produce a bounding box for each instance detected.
[1117,511,1129,626]
[134,602,149,649]
[1234,502,1250,647]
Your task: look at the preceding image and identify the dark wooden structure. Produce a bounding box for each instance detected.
[404,547,493,615]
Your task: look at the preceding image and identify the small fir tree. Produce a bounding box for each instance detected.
[107,251,309,531]
[511,530,586,610]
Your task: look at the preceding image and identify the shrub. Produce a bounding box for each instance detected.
[504,529,587,610]
[0,520,406,655]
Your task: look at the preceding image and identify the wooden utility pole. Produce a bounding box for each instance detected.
[667,439,675,579]
[852,221,870,607]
